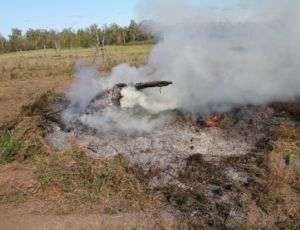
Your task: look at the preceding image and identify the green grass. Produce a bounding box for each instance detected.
[0,192,27,204]
[0,133,21,164]
[257,198,271,214]
[285,150,298,166]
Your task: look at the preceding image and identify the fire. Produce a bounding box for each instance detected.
[206,115,222,126]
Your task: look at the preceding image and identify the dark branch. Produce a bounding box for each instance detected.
[134,81,172,90]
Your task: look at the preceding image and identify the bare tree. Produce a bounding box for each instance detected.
[54,39,61,55]
[122,30,126,45]
[92,29,100,64]
[92,28,106,68]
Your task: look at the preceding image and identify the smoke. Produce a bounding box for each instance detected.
[63,63,176,134]
[65,64,102,109]
[120,87,177,114]
[77,107,173,134]
[135,0,300,115]
[64,0,300,133]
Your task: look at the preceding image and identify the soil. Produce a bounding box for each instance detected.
[0,206,173,230]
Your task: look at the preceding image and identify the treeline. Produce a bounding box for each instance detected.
[0,20,155,54]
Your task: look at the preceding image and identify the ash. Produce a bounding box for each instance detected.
[45,94,292,185]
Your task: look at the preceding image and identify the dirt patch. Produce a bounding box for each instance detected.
[0,211,174,230]
[0,162,39,195]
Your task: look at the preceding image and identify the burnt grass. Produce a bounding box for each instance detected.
[123,101,300,229]
[153,102,300,229]
[1,93,300,229]
[159,148,300,229]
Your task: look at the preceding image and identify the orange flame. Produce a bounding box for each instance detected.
[206,115,222,126]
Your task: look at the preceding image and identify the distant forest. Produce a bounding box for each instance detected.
[0,20,155,54]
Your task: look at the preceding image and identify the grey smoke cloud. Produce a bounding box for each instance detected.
[63,63,175,134]
[136,0,300,115]
[64,0,300,133]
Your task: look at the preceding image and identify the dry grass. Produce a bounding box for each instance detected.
[34,147,158,214]
[231,122,300,229]
[0,45,152,125]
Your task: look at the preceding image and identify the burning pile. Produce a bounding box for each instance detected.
[45,80,294,185]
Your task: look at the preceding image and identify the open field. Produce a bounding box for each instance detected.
[0,45,152,124]
[0,46,300,229]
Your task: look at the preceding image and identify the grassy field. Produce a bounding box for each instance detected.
[0,45,152,124]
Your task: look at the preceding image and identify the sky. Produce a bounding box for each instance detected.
[0,0,240,38]
[0,0,139,38]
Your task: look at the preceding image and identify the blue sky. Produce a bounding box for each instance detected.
[0,0,140,37]
[0,0,240,38]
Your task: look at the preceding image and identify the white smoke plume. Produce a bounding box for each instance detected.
[63,63,176,133]
[77,107,173,134]
[136,0,300,115]
[64,0,300,133]
[120,87,177,114]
